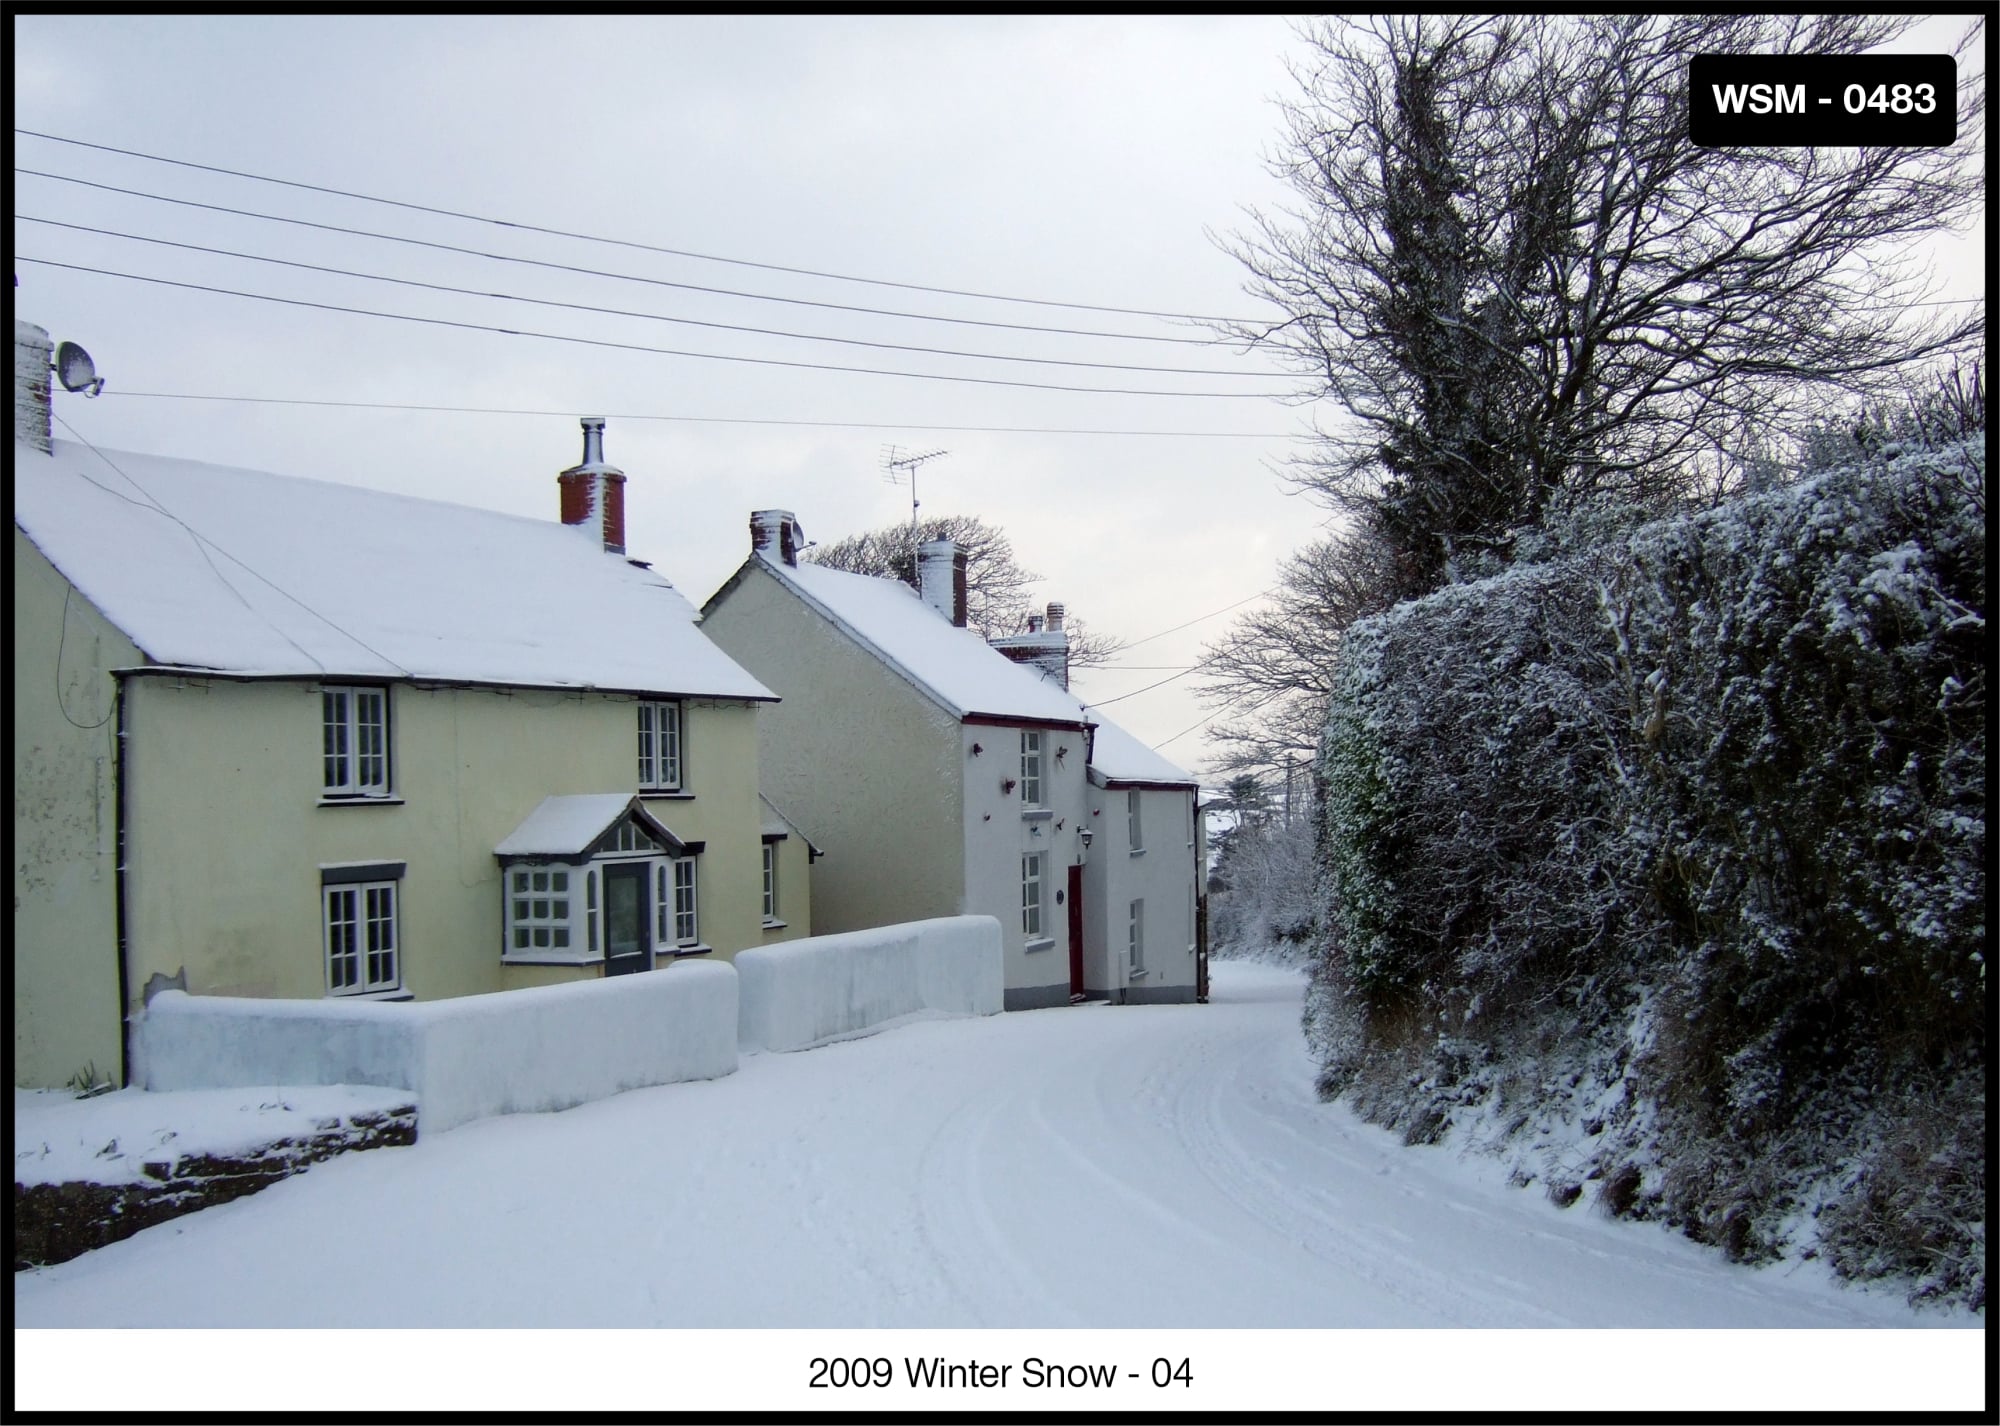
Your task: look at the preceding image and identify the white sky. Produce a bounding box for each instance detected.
[10,14,1986,772]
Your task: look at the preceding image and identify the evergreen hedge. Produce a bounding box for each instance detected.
[1309,427,1986,1305]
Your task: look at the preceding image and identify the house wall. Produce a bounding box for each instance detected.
[959,722,1089,1010]
[700,562,966,936]
[120,676,769,1024]
[12,530,138,1088]
[1081,784,1202,1005]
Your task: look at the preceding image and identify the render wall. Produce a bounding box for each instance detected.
[735,914,1001,1052]
[120,676,770,1017]
[12,530,138,1087]
[958,722,1089,1009]
[1081,784,1202,1004]
[700,562,965,936]
[138,960,738,1133]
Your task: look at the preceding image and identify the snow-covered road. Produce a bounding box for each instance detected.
[13,962,1948,1330]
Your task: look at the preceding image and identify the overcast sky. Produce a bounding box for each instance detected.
[11,14,1986,775]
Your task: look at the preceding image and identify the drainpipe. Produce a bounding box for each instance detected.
[114,674,133,1087]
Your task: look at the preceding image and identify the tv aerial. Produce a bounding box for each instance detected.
[881,445,949,537]
[53,341,106,398]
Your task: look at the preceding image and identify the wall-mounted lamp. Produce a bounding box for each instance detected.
[1079,828,1094,849]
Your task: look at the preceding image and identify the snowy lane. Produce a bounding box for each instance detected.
[11,963,1942,1328]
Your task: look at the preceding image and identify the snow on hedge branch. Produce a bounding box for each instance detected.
[1310,428,1986,1306]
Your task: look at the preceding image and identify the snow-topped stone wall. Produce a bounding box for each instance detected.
[736,915,1003,1053]
[138,962,738,1132]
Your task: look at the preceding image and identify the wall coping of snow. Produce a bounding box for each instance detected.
[137,963,739,1133]
[736,915,1003,1054]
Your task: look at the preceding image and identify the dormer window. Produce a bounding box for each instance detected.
[638,701,682,791]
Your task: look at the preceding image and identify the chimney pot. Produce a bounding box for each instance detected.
[1046,602,1065,632]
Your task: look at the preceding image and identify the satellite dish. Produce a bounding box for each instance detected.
[54,341,106,398]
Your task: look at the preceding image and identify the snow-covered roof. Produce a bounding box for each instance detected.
[1083,711,1197,788]
[13,438,774,700]
[754,554,1088,726]
[494,794,685,859]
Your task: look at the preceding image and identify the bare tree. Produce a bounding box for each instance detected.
[1228,14,1986,592]
[1197,523,1401,779]
[804,512,1124,668]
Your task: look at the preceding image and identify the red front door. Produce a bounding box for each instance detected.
[1067,865,1085,999]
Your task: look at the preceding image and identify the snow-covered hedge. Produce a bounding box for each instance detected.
[736,915,1002,1053]
[139,962,739,1133]
[1311,429,1986,1305]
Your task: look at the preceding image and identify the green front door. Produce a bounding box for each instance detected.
[603,862,653,976]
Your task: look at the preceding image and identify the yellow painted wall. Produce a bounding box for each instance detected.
[12,530,136,1088]
[120,676,770,1023]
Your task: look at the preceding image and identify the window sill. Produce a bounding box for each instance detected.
[327,988,411,1002]
[640,789,693,800]
[1128,968,1149,980]
[671,944,713,958]
[1024,937,1056,953]
[318,796,404,809]
[503,954,601,967]
[1129,847,1147,857]
[1021,808,1054,821]
[761,918,788,931]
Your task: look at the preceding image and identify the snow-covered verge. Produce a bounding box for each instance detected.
[1311,426,1987,1308]
[14,1084,415,1269]
[139,962,738,1132]
[736,915,1001,1053]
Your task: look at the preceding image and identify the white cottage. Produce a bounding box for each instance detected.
[700,510,1204,1009]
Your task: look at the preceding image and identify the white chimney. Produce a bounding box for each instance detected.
[750,509,806,567]
[917,538,967,626]
[15,321,53,455]
[990,599,1071,689]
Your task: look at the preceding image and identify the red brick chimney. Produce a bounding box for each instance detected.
[557,416,626,554]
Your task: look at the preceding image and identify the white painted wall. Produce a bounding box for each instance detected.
[1082,784,1202,1003]
[137,961,738,1132]
[735,914,1001,1053]
[959,722,1090,1007]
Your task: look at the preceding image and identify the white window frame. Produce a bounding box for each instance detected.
[323,686,391,799]
[762,843,779,923]
[1020,729,1043,807]
[325,880,399,995]
[637,700,683,792]
[1022,852,1044,938]
[1128,788,1144,852]
[1128,898,1145,977]
[673,857,699,946]
[506,865,580,956]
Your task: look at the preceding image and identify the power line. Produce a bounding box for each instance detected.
[18,129,1262,324]
[17,216,1294,382]
[1085,659,1214,708]
[94,390,1304,438]
[1121,589,1272,650]
[17,257,1290,400]
[19,169,1249,348]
